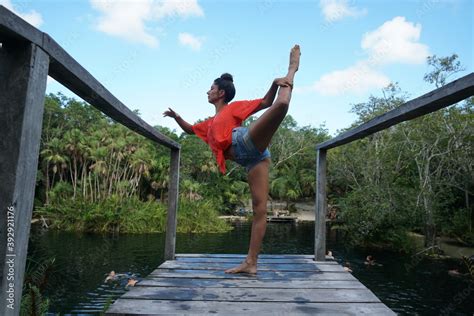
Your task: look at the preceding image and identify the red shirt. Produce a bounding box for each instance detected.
[192,98,263,174]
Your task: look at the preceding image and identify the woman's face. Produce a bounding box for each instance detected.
[207,84,223,103]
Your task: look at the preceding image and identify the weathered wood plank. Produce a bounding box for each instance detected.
[315,149,327,261]
[316,72,474,150]
[164,148,180,260]
[0,5,43,45]
[175,253,332,260]
[119,286,381,303]
[0,42,49,316]
[106,300,395,315]
[138,277,365,289]
[149,269,357,281]
[159,261,346,272]
[105,255,395,314]
[176,257,338,264]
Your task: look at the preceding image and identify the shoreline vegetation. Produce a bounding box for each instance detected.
[34,196,232,234]
[32,54,473,252]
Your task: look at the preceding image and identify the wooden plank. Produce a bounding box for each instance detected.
[176,253,333,260]
[149,269,357,281]
[176,257,338,264]
[315,149,327,260]
[0,5,43,45]
[316,72,474,150]
[158,261,346,272]
[106,300,395,315]
[0,6,180,150]
[119,286,381,303]
[138,277,365,289]
[0,43,49,316]
[164,148,180,260]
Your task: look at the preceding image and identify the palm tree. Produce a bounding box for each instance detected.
[40,137,68,204]
[64,128,85,199]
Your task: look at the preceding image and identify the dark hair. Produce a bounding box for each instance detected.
[214,73,235,103]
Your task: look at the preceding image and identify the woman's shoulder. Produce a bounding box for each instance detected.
[194,116,214,126]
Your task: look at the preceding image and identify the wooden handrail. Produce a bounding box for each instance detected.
[316,73,474,150]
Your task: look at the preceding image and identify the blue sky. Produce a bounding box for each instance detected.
[3,0,472,135]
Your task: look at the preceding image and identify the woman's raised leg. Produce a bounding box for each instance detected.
[249,45,300,153]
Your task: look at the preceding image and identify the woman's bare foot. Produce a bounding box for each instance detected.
[289,44,301,72]
[224,258,257,274]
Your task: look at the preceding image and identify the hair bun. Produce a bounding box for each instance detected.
[220,73,233,82]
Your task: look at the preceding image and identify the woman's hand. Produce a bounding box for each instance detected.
[274,77,293,89]
[162,108,194,134]
[163,107,180,119]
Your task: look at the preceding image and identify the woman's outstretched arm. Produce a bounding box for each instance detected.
[163,107,194,134]
[255,77,293,113]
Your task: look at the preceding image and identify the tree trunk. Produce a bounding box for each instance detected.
[467,189,472,233]
[422,177,436,248]
[45,164,50,204]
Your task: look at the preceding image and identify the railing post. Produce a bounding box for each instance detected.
[164,148,180,260]
[315,149,327,261]
[0,42,49,315]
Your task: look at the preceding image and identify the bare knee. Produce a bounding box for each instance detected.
[252,201,267,218]
[273,98,289,113]
[275,86,291,107]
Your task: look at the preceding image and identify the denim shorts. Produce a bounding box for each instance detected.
[232,127,271,172]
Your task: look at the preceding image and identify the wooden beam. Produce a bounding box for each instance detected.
[150,269,357,280]
[158,261,345,272]
[165,148,180,260]
[0,5,42,45]
[0,42,49,316]
[315,149,327,261]
[138,277,365,288]
[120,286,381,303]
[106,300,395,315]
[0,5,180,150]
[316,73,474,150]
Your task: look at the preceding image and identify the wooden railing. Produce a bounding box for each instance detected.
[314,72,474,260]
[0,6,180,314]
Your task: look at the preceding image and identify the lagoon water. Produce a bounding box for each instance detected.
[27,222,473,315]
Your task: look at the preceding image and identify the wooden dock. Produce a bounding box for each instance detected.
[267,215,298,223]
[105,254,394,315]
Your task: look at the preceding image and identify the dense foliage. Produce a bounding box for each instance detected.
[33,54,473,248]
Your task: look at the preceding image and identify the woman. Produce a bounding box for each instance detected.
[163,45,300,274]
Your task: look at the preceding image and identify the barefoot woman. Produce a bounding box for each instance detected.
[163,45,300,274]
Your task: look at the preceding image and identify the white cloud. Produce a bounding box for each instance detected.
[0,0,43,27]
[178,32,203,51]
[298,16,430,96]
[320,0,367,22]
[153,0,204,19]
[90,0,204,47]
[361,16,430,65]
[300,61,390,96]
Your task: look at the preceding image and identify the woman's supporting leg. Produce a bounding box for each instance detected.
[225,158,270,274]
[249,45,300,153]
